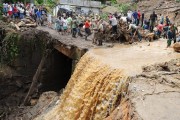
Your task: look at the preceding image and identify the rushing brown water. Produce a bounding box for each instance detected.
[35,39,180,120]
[35,52,128,120]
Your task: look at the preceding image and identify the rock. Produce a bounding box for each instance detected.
[173,43,180,52]
[17,21,26,27]
[30,99,38,106]
[176,63,180,66]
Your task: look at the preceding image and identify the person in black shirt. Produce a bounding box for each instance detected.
[141,12,144,27]
[165,16,170,26]
[149,11,157,32]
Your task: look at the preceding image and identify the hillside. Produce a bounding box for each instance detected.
[117,0,180,25]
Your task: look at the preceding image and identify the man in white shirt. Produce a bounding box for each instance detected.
[128,23,142,42]
[127,10,133,23]
[110,15,118,34]
[19,6,25,19]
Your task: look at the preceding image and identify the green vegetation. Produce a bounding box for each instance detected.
[1,32,20,64]
[0,4,2,20]
[118,3,137,14]
[118,3,131,14]
[111,0,117,4]
[100,13,108,20]
[35,0,43,4]
[175,0,180,2]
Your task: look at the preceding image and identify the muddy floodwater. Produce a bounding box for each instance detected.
[91,39,180,76]
[33,39,180,120]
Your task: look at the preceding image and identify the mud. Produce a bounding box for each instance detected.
[0,65,32,120]
[26,39,180,120]
[106,59,180,120]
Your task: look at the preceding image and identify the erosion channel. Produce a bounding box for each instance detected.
[0,25,180,120]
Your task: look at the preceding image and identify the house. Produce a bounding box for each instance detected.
[53,0,102,16]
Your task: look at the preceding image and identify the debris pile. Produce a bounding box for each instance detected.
[9,17,37,31]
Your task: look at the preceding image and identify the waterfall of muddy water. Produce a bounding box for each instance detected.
[35,40,180,120]
[35,52,128,120]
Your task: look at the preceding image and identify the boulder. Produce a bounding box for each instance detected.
[173,43,180,52]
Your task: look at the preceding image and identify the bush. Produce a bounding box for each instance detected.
[1,32,20,64]
[118,3,130,14]
[100,13,108,20]
[118,3,137,14]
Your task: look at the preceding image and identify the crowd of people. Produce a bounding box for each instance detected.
[125,10,179,47]
[2,2,47,25]
[2,2,180,47]
[53,9,180,47]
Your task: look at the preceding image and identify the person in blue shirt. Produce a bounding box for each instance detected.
[36,9,42,25]
[132,10,138,25]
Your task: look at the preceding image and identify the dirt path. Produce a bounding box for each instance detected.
[37,26,95,49]
[90,39,180,76]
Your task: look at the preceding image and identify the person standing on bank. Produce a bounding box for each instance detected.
[149,11,157,32]
[141,12,144,27]
[84,20,91,40]
[171,23,178,43]
[167,27,173,48]
[110,15,118,34]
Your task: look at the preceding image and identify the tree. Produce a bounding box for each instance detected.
[36,0,44,4]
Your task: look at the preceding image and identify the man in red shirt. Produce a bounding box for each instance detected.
[137,10,141,26]
[84,20,91,40]
[13,5,19,19]
[156,23,164,38]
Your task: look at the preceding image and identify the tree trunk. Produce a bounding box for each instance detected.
[23,49,52,105]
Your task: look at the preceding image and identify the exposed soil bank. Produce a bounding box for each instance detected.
[0,23,89,119]
[0,27,48,120]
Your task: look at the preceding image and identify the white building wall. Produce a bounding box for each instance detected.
[81,7,100,14]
